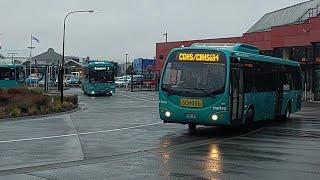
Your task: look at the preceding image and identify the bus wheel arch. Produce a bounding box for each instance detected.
[188,124,197,132]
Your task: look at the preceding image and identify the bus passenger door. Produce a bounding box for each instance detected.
[275,71,283,117]
[230,67,244,125]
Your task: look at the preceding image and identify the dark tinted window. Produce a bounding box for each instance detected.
[242,59,301,92]
[244,62,275,93]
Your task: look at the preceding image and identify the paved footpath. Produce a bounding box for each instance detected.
[0,88,320,179]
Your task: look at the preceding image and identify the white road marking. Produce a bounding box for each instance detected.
[116,93,158,103]
[0,122,163,144]
[78,122,162,135]
[103,106,158,109]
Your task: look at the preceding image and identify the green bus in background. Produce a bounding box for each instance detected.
[0,62,26,89]
[82,61,115,96]
[159,43,303,130]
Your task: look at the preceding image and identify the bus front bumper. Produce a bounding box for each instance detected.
[88,89,114,95]
[159,106,230,126]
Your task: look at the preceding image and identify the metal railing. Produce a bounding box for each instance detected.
[295,4,320,24]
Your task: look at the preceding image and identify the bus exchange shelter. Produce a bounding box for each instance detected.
[156,0,320,100]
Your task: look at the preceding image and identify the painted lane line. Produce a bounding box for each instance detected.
[0,122,163,144]
[0,134,77,143]
[78,122,162,136]
[116,93,158,103]
[103,106,158,109]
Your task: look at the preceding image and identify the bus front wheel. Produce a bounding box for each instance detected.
[188,124,196,131]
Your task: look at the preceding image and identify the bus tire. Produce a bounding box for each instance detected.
[245,107,254,128]
[188,124,196,131]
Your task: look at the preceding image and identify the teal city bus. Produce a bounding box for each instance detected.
[0,62,26,89]
[82,61,115,96]
[159,43,303,130]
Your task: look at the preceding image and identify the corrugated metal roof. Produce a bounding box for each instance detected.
[247,0,320,33]
[31,48,62,66]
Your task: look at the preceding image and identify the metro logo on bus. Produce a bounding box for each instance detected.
[178,53,220,62]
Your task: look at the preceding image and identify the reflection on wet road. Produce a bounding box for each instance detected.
[0,89,319,179]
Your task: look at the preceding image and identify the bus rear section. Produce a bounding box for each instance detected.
[159,48,232,128]
[0,64,26,89]
[82,62,115,96]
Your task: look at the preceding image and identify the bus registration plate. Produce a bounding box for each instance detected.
[180,98,203,108]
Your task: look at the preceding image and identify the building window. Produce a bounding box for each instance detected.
[314,43,320,63]
[290,46,312,62]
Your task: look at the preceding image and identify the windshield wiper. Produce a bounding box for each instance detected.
[162,86,193,96]
[189,88,216,98]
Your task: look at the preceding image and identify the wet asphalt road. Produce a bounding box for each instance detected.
[0,88,320,179]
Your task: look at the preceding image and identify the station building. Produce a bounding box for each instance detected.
[133,58,155,74]
[155,0,320,100]
[23,48,84,79]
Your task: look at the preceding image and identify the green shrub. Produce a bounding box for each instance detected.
[53,102,62,112]
[62,102,73,111]
[28,88,43,95]
[65,95,78,106]
[9,107,21,117]
[0,95,11,106]
[32,95,50,109]
[7,88,25,95]
[28,106,38,116]
[19,104,29,114]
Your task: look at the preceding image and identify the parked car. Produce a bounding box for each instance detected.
[66,76,81,86]
[115,77,130,87]
[38,78,56,87]
[55,77,69,87]
[25,73,42,85]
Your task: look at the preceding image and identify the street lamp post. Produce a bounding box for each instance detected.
[125,53,128,79]
[60,10,94,103]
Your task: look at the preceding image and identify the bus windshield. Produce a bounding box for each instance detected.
[162,50,226,97]
[89,69,114,84]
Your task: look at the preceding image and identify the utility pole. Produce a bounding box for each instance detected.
[8,52,18,64]
[131,62,134,92]
[163,30,168,43]
[27,34,35,76]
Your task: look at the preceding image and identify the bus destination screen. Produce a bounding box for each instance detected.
[177,52,220,63]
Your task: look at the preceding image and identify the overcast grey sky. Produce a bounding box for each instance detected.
[0,0,306,62]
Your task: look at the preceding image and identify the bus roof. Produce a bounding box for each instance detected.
[172,43,300,67]
[0,63,25,68]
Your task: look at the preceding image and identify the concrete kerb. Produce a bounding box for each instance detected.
[303,100,320,104]
[0,104,84,122]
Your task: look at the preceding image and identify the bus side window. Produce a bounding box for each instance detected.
[244,70,256,93]
[294,67,302,90]
[283,72,293,91]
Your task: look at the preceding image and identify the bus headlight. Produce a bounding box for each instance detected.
[212,114,218,121]
[91,91,95,94]
[165,111,171,118]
